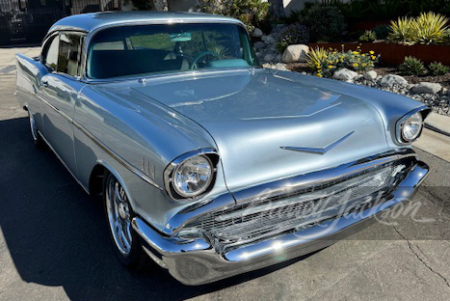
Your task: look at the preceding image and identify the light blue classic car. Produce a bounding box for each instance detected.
[15,11,430,285]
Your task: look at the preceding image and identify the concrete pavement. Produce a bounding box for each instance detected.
[1,47,450,301]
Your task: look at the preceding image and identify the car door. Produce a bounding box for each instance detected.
[39,31,86,175]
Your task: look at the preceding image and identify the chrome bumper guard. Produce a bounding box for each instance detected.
[132,156,429,285]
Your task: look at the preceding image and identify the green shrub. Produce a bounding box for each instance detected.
[304,5,347,42]
[359,30,377,42]
[398,57,428,75]
[388,12,449,44]
[373,24,391,40]
[388,17,415,43]
[198,0,270,31]
[429,62,450,75]
[276,24,310,53]
[306,47,379,78]
[413,12,449,44]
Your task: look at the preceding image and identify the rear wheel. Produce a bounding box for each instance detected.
[104,172,147,269]
[28,110,44,148]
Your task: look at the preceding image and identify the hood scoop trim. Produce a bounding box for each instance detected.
[280,131,355,155]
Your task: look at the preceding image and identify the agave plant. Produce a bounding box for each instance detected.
[388,17,414,43]
[306,47,329,71]
[412,12,449,44]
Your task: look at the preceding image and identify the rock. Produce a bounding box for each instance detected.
[275,54,282,62]
[255,52,263,58]
[265,35,276,44]
[281,44,309,63]
[332,68,358,81]
[354,74,363,81]
[254,41,266,50]
[252,28,263,38]
[379,74,408,87]
[264,54,275,62]
[364,70,377,81]
[407,84,417,90]
[263,63,288,71]
[412,82,442,95]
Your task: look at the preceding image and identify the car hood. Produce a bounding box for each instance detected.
[131,69,391,192]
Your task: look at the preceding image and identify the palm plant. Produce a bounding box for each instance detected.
[388,17,414,43]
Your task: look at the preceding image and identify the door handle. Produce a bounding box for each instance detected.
[42,81,49,87]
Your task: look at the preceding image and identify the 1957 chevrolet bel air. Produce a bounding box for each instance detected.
[15,11,430,285]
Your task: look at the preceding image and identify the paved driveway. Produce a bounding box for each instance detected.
[1,47,450,301]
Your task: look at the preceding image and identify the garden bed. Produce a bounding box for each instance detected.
[309,42,450,65]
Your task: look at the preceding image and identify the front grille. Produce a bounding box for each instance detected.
[183,162,406,253]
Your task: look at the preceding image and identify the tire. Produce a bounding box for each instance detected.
[28,111,45,149]
[103,172,148,269]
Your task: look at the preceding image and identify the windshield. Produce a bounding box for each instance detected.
[87,23,259,79]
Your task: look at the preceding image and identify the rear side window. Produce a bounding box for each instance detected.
[45,35,59,71]
[58,33,82,77]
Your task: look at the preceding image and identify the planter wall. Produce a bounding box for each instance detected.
[309,42,450,65]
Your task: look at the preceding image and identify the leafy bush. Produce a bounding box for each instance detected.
[413,12,449,44]
[359,30,377,42]
[373,24,391,40]
[429,62,450,75]
[389,12,449,44]
[276,24,310,53]
[398,57,428,75]
[304,5,347,42]
[388,17,415,43]
[306,47,379,78]
[198,0,270,31]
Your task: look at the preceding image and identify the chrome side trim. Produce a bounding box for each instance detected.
[280,131,354,155]
[38,93,163,190]
[72,122,164,190]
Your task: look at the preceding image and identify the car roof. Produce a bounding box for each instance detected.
[47,11,243,35]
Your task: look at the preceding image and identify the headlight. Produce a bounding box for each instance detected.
[400,112,423,142]
[172,155,213,198]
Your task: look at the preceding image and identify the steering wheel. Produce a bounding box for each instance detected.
[190,51,221,70]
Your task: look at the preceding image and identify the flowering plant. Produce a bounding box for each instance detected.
[307,46,380,78]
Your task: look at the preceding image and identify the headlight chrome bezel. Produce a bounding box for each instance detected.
[396,106,430,144]
[164,148,219,200]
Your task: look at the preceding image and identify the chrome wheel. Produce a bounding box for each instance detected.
[105,175,133,256]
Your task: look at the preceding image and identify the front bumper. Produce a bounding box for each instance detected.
[132,159,429,286]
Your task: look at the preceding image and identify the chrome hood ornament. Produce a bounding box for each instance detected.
[280,131,355,155]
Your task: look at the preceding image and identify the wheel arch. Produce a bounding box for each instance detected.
[88,160,135,208]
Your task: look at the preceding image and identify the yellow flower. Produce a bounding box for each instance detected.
[353,51,359,55]
[357,58,361,61]
[317,73,323,77]
[371,55,376,60]
[370,51,375,54]
[353,63,359,67]
[328,65,334,69]
[362,63,367,67]
[362,54,366,57]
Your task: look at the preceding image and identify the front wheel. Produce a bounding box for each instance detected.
[104,172,147,269]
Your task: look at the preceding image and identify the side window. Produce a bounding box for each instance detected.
[58,33,82,77]
[45,35,59,71]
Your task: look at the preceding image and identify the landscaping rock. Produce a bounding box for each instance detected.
[252,28,263,38]
[333,68,358,81]
[412,82,442,95]
[354,74,363,82]
[281,44,309,63]
[379,74,408,87]
[264,53,275,62]
[254,41,266,50]
[364,71,377,81]
[263,63,288,71]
